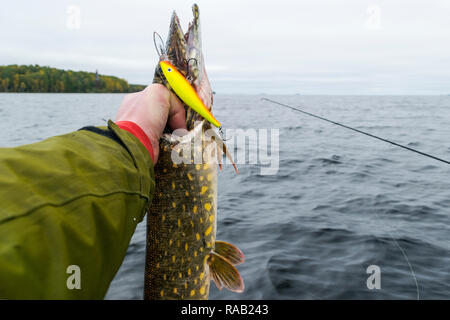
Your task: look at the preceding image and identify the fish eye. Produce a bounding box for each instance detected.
[167,68,172,72]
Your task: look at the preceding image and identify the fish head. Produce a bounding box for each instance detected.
[154,4,213,131]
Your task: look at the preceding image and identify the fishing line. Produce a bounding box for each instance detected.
[262,98,450,166]
[263,97,422,299]
[153,31,166,57]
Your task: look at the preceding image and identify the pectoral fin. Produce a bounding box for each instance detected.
[213,131,238,174]
[216,142,223,171]
[214,241,245,266]
[221,141,239,174]
[208,252,244,293]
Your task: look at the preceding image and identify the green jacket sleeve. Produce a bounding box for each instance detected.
[0,120,155,299]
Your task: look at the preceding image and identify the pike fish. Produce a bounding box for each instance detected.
[144,4,244,300]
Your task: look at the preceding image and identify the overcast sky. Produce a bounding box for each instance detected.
[1,0,450,94]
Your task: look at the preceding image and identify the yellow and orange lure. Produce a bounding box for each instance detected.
[160,60,221,128]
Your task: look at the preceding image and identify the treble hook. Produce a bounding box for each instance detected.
[219,126,230,141]
[153,31,165,57]
[185,58,198,76]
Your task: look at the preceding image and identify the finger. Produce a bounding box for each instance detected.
[168,92,187,131]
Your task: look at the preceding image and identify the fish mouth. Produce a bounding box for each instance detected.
[153,4,213,131]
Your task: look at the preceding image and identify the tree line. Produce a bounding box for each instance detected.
[0,65,146,93]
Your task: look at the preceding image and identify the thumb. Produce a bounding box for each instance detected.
[167,92,187,131]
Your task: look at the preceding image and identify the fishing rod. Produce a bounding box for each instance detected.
[261,97,450,166]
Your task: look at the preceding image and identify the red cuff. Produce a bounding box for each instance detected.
[116,121,154,162]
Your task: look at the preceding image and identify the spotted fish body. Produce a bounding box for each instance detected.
[144,4,244,300]
[145,123,217,299]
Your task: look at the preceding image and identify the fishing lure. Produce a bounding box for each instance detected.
[153,31,225,136]
[159,60,221,129]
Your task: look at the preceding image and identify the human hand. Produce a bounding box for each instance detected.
[115,84,186,164]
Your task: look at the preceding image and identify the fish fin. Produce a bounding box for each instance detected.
[210,268,223,291]
[214,241,245,266]
[216,142,223,171]
[208,252,244,293]
[221,142,239,174]
[214,132,238,174]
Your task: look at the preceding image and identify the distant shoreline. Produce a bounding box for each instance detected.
[0,65,146,93]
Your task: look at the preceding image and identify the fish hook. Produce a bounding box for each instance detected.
[185,58,198,77]
[219,126,231,141]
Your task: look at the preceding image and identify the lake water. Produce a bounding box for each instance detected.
[0,93,449,299]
